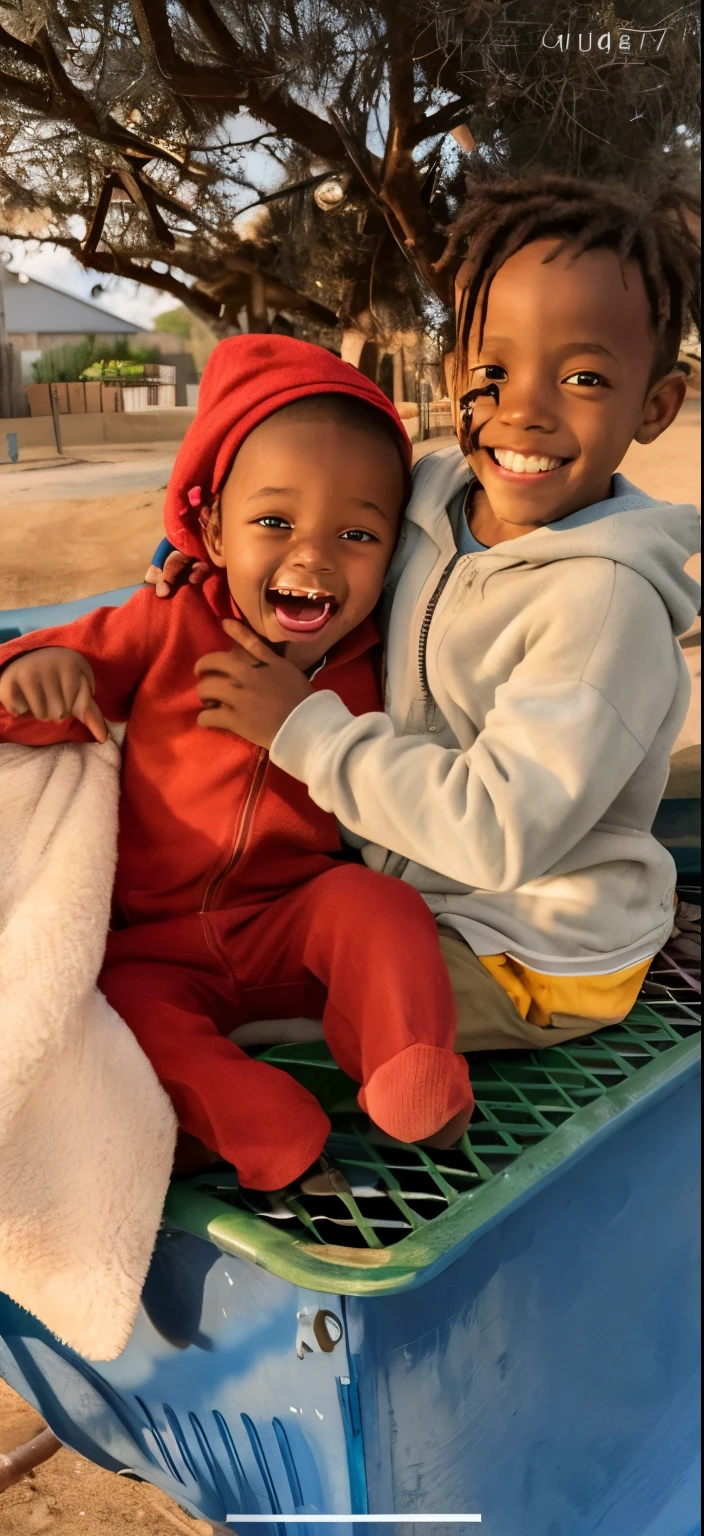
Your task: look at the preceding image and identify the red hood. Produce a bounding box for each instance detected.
[163,335,413,561]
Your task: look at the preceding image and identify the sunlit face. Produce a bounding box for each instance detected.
[454,239,686,532]
[203,410,405,668]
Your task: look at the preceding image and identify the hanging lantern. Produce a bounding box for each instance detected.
[313,176,349,212]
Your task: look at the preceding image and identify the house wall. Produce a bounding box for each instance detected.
[7,331,39,350]
[8,329,194,354]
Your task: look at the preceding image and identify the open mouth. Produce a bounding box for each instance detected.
[266,586,340,635]
[487,447,570,477]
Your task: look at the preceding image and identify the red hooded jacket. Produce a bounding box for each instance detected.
[0,337,411,927]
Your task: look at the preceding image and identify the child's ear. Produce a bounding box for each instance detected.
[200,496,226,568]
[634,369,687,445]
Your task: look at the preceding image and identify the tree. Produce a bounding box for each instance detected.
[154,301,221,372]
[0,1,698,359]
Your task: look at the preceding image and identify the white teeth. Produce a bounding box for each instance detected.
[273,586,331,601]
[493,449,563,474]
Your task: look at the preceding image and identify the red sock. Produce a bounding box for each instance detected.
[358,1044,474,1144]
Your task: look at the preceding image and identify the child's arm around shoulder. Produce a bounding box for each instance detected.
[269,562,689,893]
[0,585,160,745]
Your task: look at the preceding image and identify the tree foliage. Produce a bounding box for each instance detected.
[0,1,699,344]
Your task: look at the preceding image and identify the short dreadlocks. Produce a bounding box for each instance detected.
[442,173,701,390]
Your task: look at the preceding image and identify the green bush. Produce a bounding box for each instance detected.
[81,359,150,381]
[32,335,161,383]
[153,305,191,337]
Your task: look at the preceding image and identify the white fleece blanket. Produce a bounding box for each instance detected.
[0,740,177,1362]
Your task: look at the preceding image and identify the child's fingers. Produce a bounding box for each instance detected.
[195,673,241,706]
[194,648,251,679]
[71,675,108,743]
[162,551,192,587]
[188,561,210,586]
[43,678,73,720]
[0,672,30,712]
[221,619,274,664]
[145,550,192,596]
[22,678,49,718]
[197,705,240,733]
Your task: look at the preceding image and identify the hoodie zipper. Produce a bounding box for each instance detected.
[418,553,460,731]
[201,747,268,913]
[200,653,329,916]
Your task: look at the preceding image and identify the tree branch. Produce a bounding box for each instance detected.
[82,176,117,262]
[233,171,339,219]
[327,106,381,194]
[26,221,339,329]
[117,163,177,248]
[365,22,449,303]
[129,0,247,98]
[0,69,50,114]
[0,23,45,70]
[36,26,104,134]
[407,97,466,148]
[130,0,342,161]
[243,84,344,162]
[64,236,227,322]
[181,0,259,72]
[0,20,198,174]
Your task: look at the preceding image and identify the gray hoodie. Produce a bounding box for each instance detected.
[272,447,700,971]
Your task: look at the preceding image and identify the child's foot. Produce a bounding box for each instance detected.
[359,1043,474,1146]
[297,1152,352,1198]
[239,1153,351,1217]
[419,1106,472,1151]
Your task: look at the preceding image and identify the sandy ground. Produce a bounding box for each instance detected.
[0,485,167,608]
[0,1378,214,1534]
[0,404,699,1533]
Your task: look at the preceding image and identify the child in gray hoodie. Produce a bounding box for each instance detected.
[152,174,701,1052]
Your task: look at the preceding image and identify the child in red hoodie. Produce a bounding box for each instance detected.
[0,337,473,1192]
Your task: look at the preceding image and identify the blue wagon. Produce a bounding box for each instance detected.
[0,589,700,1536]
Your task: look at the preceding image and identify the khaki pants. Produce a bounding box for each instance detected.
[238,930,617,1055]
[438,927,614,1052]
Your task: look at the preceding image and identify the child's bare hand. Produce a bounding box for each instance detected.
[144,550,209,597]
[195,620,313,749]
[0,647,108,743]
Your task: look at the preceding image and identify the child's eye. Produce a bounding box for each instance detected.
[340,529,377,543]
[563,370,611,388]
[256,516,292,529]
[469,364,507,383]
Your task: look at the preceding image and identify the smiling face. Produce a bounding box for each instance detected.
[454,238,686,542]
[203,403,405,668]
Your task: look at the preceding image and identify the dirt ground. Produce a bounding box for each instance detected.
[0,406,699,1533]
[0,1378,214,1534]
[0,484,167,608]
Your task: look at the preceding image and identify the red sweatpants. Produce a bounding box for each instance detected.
[99,863,472,1189]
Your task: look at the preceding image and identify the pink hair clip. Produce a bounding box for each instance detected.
[180,485,203,519]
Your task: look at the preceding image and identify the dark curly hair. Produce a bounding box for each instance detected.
[441,172,701,389]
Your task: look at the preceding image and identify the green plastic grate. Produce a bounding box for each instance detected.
[189,999,700,1253]
[164,880,700,1289]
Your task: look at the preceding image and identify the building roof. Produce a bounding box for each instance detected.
[1,270,140,335]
